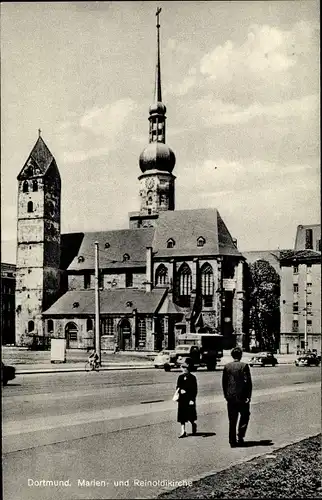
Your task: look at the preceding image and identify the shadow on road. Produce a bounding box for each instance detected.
[4,383,21,387]
[241,439,273,447]
[190,432,217,438]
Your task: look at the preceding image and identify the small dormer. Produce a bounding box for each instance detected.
[197,236,205,247]
[167,238,175,248]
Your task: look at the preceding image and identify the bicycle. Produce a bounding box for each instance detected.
[85,360,100,372]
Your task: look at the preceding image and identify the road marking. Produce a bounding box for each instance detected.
[2,382,319,437]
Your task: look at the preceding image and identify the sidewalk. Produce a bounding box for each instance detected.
[4,350,296,375]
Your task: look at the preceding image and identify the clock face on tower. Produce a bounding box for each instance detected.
[145,177,155,189]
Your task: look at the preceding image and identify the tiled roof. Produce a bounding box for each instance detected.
[279,249,321,263]
[152,208,242,258]
[67,228,155,271]
[17,137,56,179]
[43,288,167,316]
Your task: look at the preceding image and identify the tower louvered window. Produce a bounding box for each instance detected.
[23,181,29,193]
[201,263,214,307]
[155,264,168,286]
[27,201,33,213]
[32,180,38,192]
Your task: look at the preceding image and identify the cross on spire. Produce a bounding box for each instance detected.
[38,128,41,138]
[156,7,161,28]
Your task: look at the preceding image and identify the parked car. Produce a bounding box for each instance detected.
[1,362,16,385]
[249,352,278,367]
[154,350,177,368]
[295,353,321,367]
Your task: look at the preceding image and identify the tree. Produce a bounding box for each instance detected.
[246,260,280,351]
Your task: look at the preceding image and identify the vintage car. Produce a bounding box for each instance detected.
[1,362,16,385]
[154,350,177,368]
[294,353,321,367]
[249,352,278,367]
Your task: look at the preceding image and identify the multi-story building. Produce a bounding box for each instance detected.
[1,263,16,345]
[16,11,246,351]
[279,248,321,354]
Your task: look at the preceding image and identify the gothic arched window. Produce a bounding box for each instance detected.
[201,263,214,307]
[32,180,38,192]
[28,320,34,333]
[155,264,168,286]
[23,181,29,193]
[177,263,192,307]
[27,201,33,213]
[47,319,54,333]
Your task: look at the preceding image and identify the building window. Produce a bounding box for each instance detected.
[307,282,312,293]
[307,319,312,330]
[84,273,91,289]
[138,318,146,345]
[293,302,299,313]
[177,262,192,307]
[123,254,130,261]
[32,180,38,192]
[27,201,33,213]
[293,265,298,274]
[292,320,299,333]
[47,320,54,333]
[155,264,168,286]
[77,256,85,263]
[306,302,312,314]
[293,284,299,293]
[126,272,133,287]
[317,239,321,252]
[201,263,213,307]
[101,317,114,335]
[197,237,206,247]
[167,238,175,249]
[28,320,34,333]
[86,318,93,331]
[23,181,29,193]
[305,229,313,249]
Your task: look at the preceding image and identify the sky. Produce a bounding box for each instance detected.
[1,0,320,264]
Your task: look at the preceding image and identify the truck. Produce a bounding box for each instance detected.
[163,333,224,372]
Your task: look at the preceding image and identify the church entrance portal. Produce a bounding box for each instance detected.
[65,322,78,349]
[118,319,132,350]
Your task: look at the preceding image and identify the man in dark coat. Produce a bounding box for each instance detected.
[222,347,252,447]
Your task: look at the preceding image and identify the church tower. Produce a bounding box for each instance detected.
[129,7,176,229]
[15,132,61,346]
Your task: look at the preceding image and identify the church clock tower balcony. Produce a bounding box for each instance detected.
[129,7,176,229]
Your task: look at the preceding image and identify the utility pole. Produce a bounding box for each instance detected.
[304,284,308,352]
[94,241,101,364]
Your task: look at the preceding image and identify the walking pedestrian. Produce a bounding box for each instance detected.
[175,358,198,438]
[222,346,252,447]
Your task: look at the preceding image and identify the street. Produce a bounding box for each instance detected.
[3,366,320,500]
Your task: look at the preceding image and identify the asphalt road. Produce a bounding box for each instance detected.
[3,366,320,500]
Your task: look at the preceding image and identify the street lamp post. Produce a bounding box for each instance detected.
[94,241,101,364]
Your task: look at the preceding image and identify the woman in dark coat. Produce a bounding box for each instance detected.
[176,358,198,438]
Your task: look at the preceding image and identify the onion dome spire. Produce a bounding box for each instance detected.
[139,7,176,173]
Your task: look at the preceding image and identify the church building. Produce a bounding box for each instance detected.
[15,10,246,351]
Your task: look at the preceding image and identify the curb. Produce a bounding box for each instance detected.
[15,360,294,375]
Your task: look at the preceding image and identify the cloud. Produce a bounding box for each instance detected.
[166,21,318,102]
[178,157,318,198]
[193,94,318,126]
[61,98,137,163]
[80,98,137,136]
